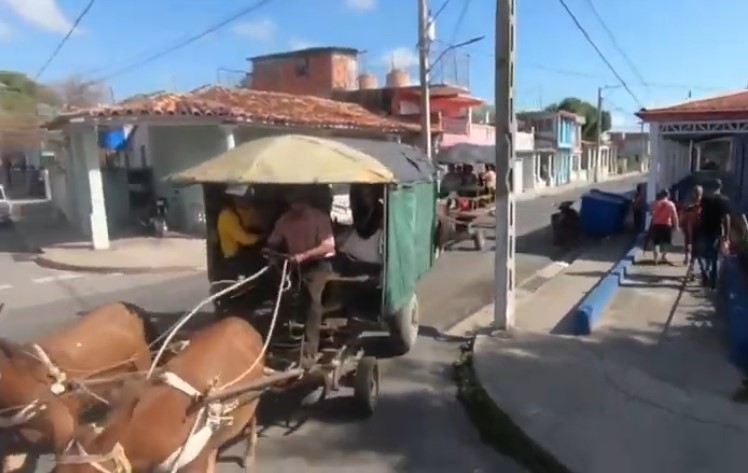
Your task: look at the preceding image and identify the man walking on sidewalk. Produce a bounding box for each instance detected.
[693,179,731,289]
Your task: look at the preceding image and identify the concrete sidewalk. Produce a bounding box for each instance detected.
[35,237,206,273]
[471,246,748,473]
[448,235,633,336]
[10,201,206,273]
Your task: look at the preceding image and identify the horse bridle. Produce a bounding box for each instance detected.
[0,344,68,429]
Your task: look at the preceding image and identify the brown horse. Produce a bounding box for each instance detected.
[0,301,158,473]
[54,315,266,473]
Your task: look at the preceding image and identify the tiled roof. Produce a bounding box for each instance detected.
[637,90,748,121]
[45,85,419,133]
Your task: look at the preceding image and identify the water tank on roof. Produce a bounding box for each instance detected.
[386,69,410,87]
[358,73,377,90]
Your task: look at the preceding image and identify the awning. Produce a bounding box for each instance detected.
[169,134,396,185]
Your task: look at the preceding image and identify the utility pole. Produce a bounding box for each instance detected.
[595,86,603,183]
[640,121,646,172]
[417,0,432,159]
[494,0,516,330]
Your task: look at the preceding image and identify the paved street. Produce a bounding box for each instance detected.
[0,176,641,472]
[0,224,198,311]
[420,174,643,329]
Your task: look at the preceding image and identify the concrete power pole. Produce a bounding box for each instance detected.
[418,0,432,159]
[640,121,647,171]
[494,0,516,329]
[595,86,603,183]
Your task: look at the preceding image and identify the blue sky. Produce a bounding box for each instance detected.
[1,0,747,130]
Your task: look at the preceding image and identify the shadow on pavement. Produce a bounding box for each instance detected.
[474,288,746,472]
[247,336,523,472]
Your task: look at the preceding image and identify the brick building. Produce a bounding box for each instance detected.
[247,47,359,98]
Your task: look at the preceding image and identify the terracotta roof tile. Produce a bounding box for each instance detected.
[47,86,419,133]
[637,90,748,121]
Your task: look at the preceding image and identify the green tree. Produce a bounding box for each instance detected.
[0,71,60,113]
[471,104,495,124]
[544,97,611,141]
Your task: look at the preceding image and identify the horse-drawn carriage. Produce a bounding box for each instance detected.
[174,134,438,413]
[0,135,439,473]
[434,143,499,251]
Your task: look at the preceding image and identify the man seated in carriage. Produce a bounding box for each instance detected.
[217,185,266,278]
[266,190,336,369]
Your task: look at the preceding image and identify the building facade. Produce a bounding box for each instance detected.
[636,90,748,211]
[246,46,489,153]
[45,86,419,249]
[609,130,650,159]
[517,110,585,187]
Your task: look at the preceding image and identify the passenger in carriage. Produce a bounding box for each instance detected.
[335,184,384,276]
[266,189,336,368]
[217,185,266,278]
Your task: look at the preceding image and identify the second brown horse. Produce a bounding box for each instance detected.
[0,301,158,473]
[54,315,266,473]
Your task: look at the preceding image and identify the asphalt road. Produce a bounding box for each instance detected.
[419,174,643,329]
[0,176,641,472]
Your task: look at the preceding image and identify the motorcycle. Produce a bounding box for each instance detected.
[143,197,169,238]
[551,200,581,247]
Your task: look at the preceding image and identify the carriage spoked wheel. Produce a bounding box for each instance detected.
[353,356,379,416]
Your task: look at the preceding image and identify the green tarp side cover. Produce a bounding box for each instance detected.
[385,181,438,313]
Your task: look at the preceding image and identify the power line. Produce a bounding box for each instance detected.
[580,0,649,91]
[554,0,642,107]
[449,0,472,44]
[430,0,453,24]
[468,50,728,91]
[88,0,276,85]
[35,0,96,80]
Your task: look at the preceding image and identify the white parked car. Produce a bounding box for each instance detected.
[0,185,13,224]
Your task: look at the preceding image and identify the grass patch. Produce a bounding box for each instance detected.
[453,340,574,473]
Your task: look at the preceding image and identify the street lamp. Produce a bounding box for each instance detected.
[428,36,485,74]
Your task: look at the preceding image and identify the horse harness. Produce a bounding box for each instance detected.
[156,371,239,473]
[0,344,67,428]
[58,440,132,473]
[55,371,239,473]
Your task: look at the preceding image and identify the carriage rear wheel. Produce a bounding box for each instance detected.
[353,356,379,416]
[387,294,419,356]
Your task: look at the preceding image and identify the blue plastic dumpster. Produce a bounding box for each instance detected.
[580,191,629,236]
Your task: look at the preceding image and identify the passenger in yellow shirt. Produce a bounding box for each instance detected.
[217,193,264,276]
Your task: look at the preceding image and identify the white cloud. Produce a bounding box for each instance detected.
[345,0,376,11]
[380,47,419,69]
[288,38,318,50]
[3,0,74,34]
[232,18,275,41]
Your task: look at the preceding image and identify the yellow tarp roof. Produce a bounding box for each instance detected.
[168,134,395,185]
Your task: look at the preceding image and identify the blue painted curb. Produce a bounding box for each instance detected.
[723,255,748,374]
[574,235,642,336]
